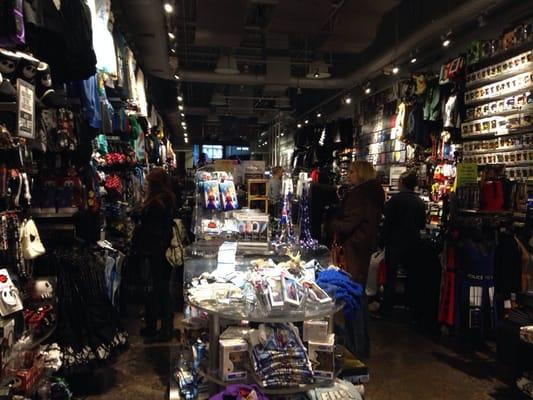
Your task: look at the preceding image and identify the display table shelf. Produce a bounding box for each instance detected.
[187,298,344,323]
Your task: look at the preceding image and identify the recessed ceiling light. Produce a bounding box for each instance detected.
[164,3,173,13]
[392,66,399,74]
[177,95,183,102]
[297,123,302,128]
[168,32,175,40]
[304,119,309,124]
[316,112,322,118]
[178,105,184,111]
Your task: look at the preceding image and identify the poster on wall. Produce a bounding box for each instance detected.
[17,80,35,139]
[389,166,407,188]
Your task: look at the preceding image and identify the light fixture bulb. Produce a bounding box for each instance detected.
[364,87,371,95]
[392,66,399,74]
[177,95,183,102]
[174,73,180,80]
[313,71,320,78]
[281,133,285,137]
[442,39,451,47]
[164,3,173,13]
[178,105,184,111]
[181,121,186,126]
[344,96,352,105]
[297,123,302,128]
[180,112,185,117]
[305,119,309,124]
[171,49,176,54]
[168,32,175,40]
[317,112,322,118]
[410,57,417,64]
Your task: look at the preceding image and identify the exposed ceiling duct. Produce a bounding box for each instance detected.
[195,0,248,48]
[267,0,332,34]
[180,0,509,92]
[214,54,240,75]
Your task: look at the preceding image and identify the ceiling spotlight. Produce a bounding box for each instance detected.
[281,132,285,137]
[164,3,173,13]
[168,32,175,40]
[177,95,183,102]
[173,73,180,80]
[180,112,185,117]
[171,48,176,54]
[410,57,417,64]
[297,123,302,128]
[441,30,452,47]
[178,105,184,111]
[184,133,188,137]
[317,112,322,118]
[185,138,189,143]
[181,121,186,126]
[363,82,372,95]
[392,66,399,74]
[313,71,320,78]
[305,119,309,125]
[343,94,352,105]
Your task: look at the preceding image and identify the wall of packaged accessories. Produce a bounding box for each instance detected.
[0,0,180,396]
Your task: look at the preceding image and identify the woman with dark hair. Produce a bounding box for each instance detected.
[137,168,176,341]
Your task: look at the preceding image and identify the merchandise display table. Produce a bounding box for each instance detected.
[188,298,344,397]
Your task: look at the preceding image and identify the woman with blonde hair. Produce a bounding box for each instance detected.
[332,161,385,285]
[330,160,384,358]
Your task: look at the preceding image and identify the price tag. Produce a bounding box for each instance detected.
[16,79,35,139]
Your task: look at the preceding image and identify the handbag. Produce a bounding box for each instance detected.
[330,234,345,270]
[20,218,46,260]
[166,218,188,268]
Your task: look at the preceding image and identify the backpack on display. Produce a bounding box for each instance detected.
[20,218,46,260]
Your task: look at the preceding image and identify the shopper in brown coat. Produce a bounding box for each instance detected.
[331,161,385,286]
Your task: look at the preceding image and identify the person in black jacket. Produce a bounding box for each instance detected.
[137,168,176,341]
[382,171,426,317]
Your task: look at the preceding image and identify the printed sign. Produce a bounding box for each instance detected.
[17,80,35,139]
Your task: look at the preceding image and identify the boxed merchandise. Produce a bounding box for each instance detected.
[203,180,221,210]
[308,334,335,379]
[220,180,238,211]
[219,338,248,381]
[233,211,269,242]
[282,275,302,306]
[303,320,329,342]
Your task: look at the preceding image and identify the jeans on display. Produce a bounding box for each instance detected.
[336,294,370,360]
[143,255,174,333]
[383,244,421,316]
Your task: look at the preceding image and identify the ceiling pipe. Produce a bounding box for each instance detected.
[179,70,346,89]
[181,0,508,91]
[297,0,511,117]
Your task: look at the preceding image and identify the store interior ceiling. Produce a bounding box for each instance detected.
[113,0,525,146]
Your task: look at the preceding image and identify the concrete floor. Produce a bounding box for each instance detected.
[79,318,524,400]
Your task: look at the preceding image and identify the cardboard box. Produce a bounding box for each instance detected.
[219,338,248,381]
[303,320,328,342]
[308,334,335,380]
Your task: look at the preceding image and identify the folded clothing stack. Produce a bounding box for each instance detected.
[520,326,533,344]
[517,372,533,398]
[248,323,313,387]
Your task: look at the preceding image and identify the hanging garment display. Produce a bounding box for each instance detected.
[24,0,97,82]
[88,0,118,77]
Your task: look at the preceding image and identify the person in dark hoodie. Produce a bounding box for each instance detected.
[330,161,385,359]
[331,161,385,286]
[381,171,426,317]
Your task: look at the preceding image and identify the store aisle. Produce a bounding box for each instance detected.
[366,320,518,400]
[84,318,523,400]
